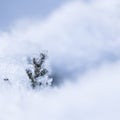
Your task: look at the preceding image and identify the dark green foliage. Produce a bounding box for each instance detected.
[26,53,49,89]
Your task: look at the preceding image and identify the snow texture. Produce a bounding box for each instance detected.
[0,0,120,120]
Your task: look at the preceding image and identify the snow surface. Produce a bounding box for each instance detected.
[0,0,120,120]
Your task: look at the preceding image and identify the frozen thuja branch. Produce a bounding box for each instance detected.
[26,53,53,89]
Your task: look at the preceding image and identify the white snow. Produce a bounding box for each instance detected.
[0,0,120,120]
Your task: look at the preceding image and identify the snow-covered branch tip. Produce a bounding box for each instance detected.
[26,53,53,89]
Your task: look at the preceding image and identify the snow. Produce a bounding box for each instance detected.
[0,0,120,120]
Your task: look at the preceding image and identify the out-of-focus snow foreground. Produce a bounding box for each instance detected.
[0,0,120,120]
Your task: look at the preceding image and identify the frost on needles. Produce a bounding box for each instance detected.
[26,53,53,89]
